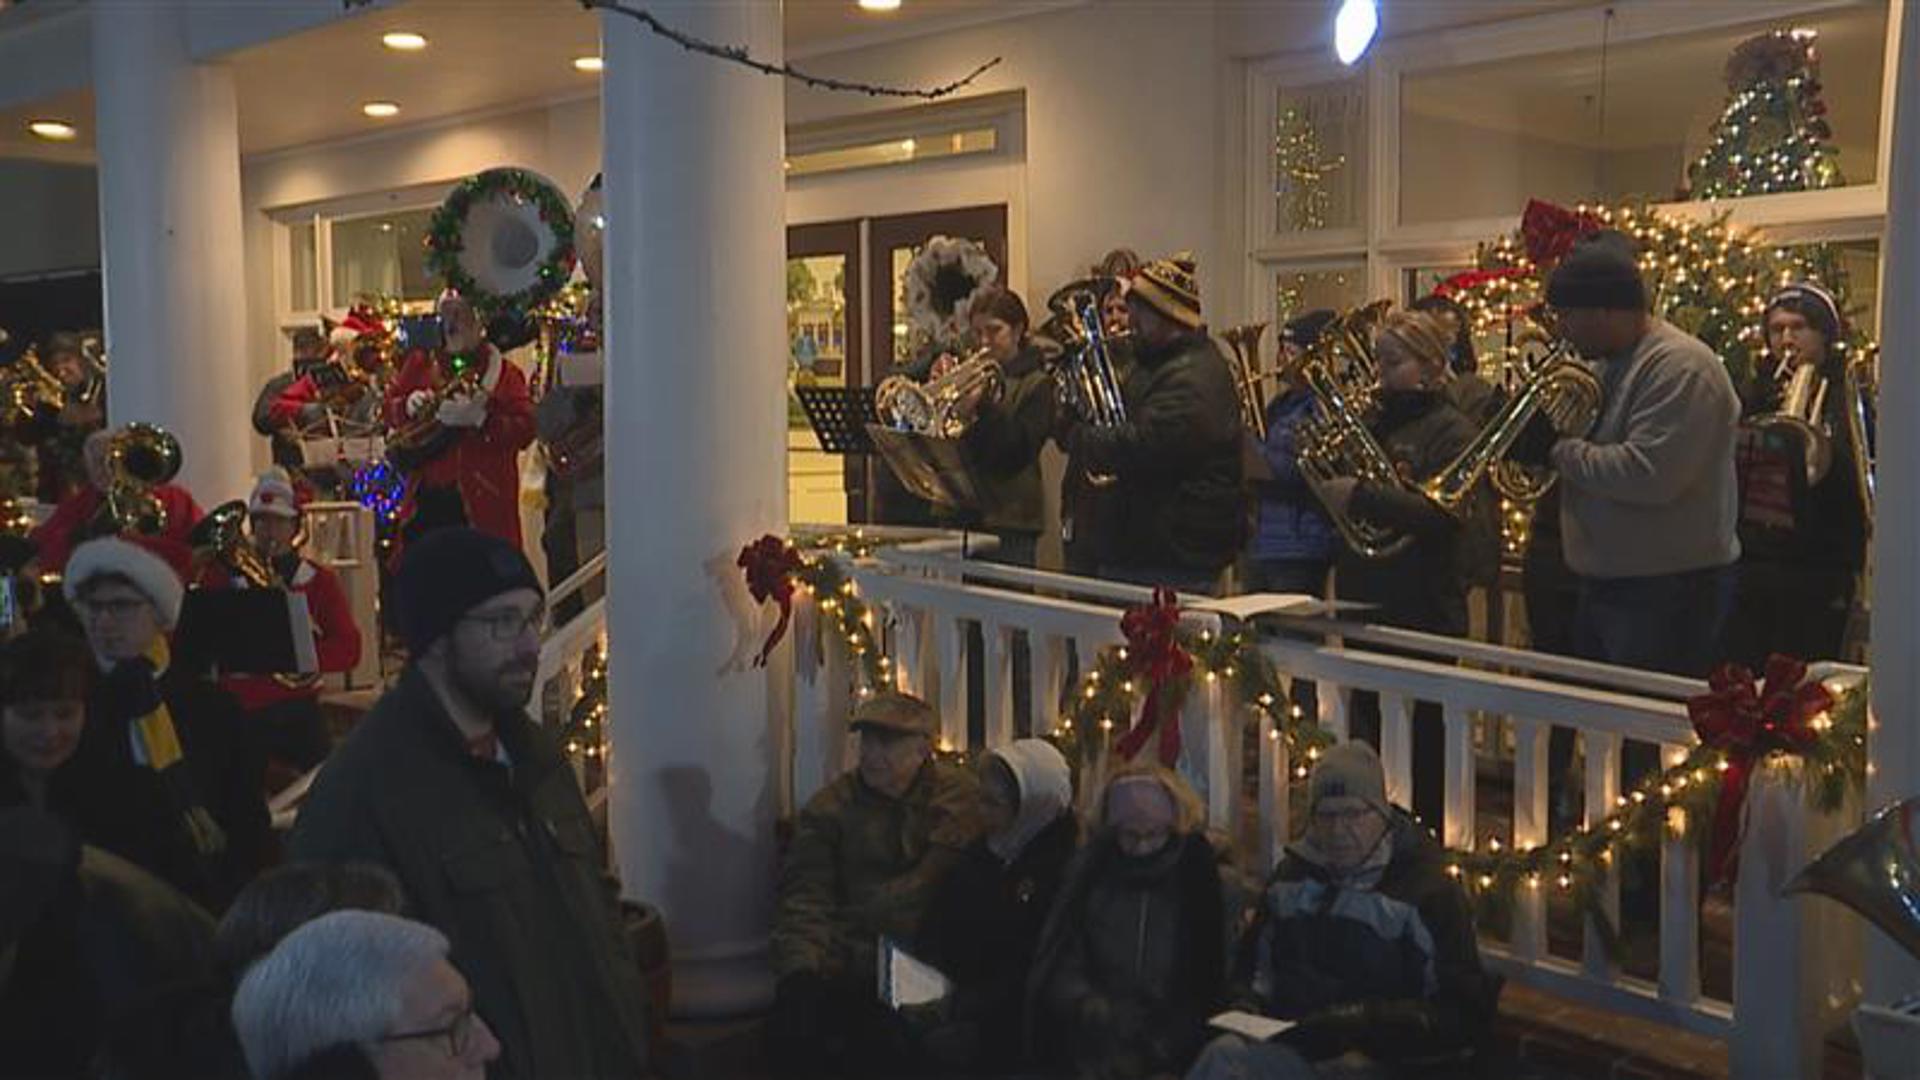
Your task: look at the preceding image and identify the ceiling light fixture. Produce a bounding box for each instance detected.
[27,120,78,141]
[573,55,604,73]
[858,0,903,11]
[381,31,428,51]
[362,101,401,118]
[1334,0,1379,65]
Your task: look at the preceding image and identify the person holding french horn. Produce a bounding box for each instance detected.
[1726,282,1873,666]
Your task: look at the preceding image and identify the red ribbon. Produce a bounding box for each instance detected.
[737,535,805,667]
[1112,588,1194,767]
[1520,198,1604,268]
[1685,654,1833,885]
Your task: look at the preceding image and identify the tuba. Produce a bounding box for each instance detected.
[1784,794,1920,961]
[1220,322,1272,441]
[1040,277,1129,430]
[104,423,183,535]
[1293,301,1414,558]
[189,500,276,589]
[1748,346,1835,487]
[874,347,1004,439]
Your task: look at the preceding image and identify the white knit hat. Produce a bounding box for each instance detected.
[63,536,188,628]
[248,467,301,520]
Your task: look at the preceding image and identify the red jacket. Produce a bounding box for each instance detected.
[383,346,534,548]
[31,484,205,572]
[217,557,364,711]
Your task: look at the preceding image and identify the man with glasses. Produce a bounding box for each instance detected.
[291,527,650,1079]
[1186,742,1496,1079]
[231,909,502,1080]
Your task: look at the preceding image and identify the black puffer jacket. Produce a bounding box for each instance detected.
[1065,331,1244,575]
[1232,811,1499,1066]
[1335,389,1480,634]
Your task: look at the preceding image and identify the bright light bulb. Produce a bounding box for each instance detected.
[27,120,77,141]
[859,0,903,9]
[381,31,427,51]
[362,101,401,118]
[574,56,604,73]
[1334,0,1379,66]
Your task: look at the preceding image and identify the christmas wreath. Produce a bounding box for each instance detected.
[425,168,578,318]
[900,235,999,358]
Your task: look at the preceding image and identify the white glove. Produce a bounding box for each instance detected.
[405,389,435,418]
[436,392,489,429]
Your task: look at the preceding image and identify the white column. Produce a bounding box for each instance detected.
[600,1,788,1018]
[1869,0,1920,1003]
[90,2,252,504]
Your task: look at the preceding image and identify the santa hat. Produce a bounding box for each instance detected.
[248,467,301,520]
[63,535,190,628]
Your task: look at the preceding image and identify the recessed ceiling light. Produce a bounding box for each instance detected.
[362,101,401,118]
[382,31,428,51]
[573,56,604,73]
[858,0,902,11]
[27,120,78,141]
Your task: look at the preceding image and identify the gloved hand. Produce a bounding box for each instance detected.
[1277,1002,1368,1061]
[405,389,435,419]
[435,392,489,429]
[1506,409,1562,468]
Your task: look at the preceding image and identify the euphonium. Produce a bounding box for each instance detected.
[1220,322,1272,441]
[189,500,276,589]
[1478,334,1604,505]
[1292,301,1414,558]
[1750,345,1835,487]
[104,423,183,535]
[874,347,1004,439]
[1041,277,1128,430]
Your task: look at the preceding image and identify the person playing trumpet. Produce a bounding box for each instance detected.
[383,290,535,553]
[1726,282,1871,666]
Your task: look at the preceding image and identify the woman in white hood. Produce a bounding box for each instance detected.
[914,738,1078,1073]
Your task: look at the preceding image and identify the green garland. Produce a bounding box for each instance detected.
[425,168,578,318]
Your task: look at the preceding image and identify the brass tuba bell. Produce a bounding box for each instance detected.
[188,500,277,590]
[1783,794,1920,961]
[104,422,183,535]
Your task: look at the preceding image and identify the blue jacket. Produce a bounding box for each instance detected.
[1251,389,1337,562]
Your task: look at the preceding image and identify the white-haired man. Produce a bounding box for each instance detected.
[232,909,501,1080]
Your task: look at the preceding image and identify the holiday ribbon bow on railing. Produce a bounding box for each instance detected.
[1685,654,1834,885]
[1520,198,1604,268]
[1112,588,1194,767]
[737,534,806,667]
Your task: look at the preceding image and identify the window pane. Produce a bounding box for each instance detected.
[787,254,849,428]
[1275,265,1367,327]
[288,221,317,311]
[1399,3,1886,224]
[1274,79,1366,234]
[330,208,438,305]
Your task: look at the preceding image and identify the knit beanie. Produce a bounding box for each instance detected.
[1130,252,1204,329]
[64,535,191,628]
[1310,741,1389,816]
[394,527,543,655]
[1545,230,1648,311]
[1765,282,1843,343]
[1280,308,1338,351]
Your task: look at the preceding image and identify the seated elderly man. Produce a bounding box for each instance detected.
[1187,742,1498,1080]
[767,690,983,1079]
[231,909,501,1080]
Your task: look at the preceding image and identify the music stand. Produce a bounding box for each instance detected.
[865,425,983,512]
[794,386,879,455]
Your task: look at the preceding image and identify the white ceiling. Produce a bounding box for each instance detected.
[0,0,1057,159]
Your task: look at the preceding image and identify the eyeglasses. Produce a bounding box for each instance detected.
[459,606,545,642]
[78,596,149,621]
[382,1003,480,1058]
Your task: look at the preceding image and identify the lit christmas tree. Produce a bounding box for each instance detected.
[1685,27,1843,199]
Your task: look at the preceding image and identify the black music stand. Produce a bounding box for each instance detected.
[865,425,983,513]
[794,386,879,455]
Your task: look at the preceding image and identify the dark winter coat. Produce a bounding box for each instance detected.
[0,669,275,913]
[915,811,1079,1069]
[1028,829,1225,1078]
[1065,330,1245,576]
[1232,812,1499,1066]
[287,667,650,1080]
[1335,389,1480,635]
[1250,388,1337,563]
[1060,341,1136,574]
[1735,354,1871,572]
[958,345,1055,538]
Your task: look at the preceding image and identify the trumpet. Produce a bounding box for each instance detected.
[874,347,1004,439]
[1220,322,1273,441]
[1749,345,1835,486]
[103,423,183,535]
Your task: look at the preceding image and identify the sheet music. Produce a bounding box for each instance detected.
[1208,1010,1296,1041]
[287,592,319,674]
[877,936,951,1009]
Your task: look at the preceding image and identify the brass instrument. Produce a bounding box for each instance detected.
[189,500,276,589]
[2,345,70,424]
[1843,355,1875,521]
[1221,322,1272,441]
[1785,794,1920,960]
[104,423,183,535]
[1485,333,1604,504]
[1041,277,1129,430]
[1293,301,1413,558]
[874,347,1004,438]
[386,360,484,470]
[1750,346,1835,486]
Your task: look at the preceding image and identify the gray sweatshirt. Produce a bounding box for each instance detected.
[1551,318,1741,579]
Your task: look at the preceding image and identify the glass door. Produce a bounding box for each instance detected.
[786,221,862,524]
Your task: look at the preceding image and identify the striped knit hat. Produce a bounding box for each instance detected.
[1130,251,1203,330]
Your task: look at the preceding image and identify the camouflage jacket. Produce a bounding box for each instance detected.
[771,760,983,981]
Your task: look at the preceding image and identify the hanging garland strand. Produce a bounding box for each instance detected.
[582,0,1002,100]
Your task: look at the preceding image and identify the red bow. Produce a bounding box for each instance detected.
[1685,654,1833,885]
[1433,267,1527,297]
[1520,198,1604,268]
[1112,588,1194,767]
[737,535,805,667]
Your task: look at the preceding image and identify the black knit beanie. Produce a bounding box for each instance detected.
[1546,230,1648,311]
[1765,282,1843,343]
[1280,308,1338,350]
[395,527,544,655]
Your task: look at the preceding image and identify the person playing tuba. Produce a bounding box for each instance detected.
[29,427,203,576]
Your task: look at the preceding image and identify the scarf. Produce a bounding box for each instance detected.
[108,639,225,857]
